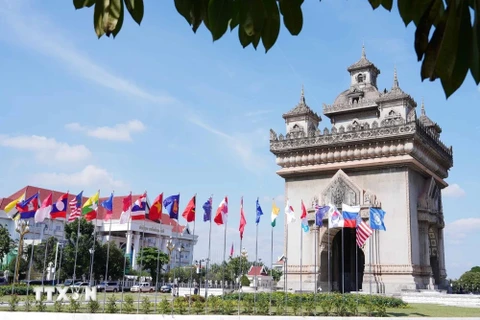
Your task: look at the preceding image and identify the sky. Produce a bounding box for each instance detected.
[0,0,479,279]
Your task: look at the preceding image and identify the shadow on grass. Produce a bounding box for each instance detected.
[388,312,428,317]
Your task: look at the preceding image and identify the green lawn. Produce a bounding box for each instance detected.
[387,303,480,317]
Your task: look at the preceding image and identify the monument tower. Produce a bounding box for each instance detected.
[269,47,453,294]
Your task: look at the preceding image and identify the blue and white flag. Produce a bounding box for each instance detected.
[369,208,386,231]
[255,198,263,224]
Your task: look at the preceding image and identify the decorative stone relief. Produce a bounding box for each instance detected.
[321,169,361,207]
[278,133,284,141]
[323,128,329,135]
[331,126,338,134]
[407,108,416,123]
[311,196,319,208]
[270,129,278,141]
[339,125,345,133]
[372,120,379,128]
[381,109,405,127]
[363,190,382,207]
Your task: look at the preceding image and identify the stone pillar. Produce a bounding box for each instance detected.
[132,232,141,270]
[126,231,133,254]
[438,228,447,284]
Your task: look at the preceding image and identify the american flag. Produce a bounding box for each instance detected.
[356,215,373,248]
[68,192,83,223]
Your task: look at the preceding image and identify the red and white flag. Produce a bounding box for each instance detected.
[214,196,228,225]
[119,193,133,224]
[35,193,52,223]
[356,218,373,248]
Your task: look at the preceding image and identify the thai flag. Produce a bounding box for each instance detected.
[131,193,147,220]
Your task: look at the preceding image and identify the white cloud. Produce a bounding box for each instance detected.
[31,165,126,191]
[0,134,90,163]
[188,116,270,173]
[442,183,466,198]
[445,218,480,244]
[66,120,146,142]
[0,1,176,105]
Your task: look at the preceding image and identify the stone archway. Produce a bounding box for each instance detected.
[428,227,440,285]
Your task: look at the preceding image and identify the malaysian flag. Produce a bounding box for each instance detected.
[68,191,83,223]
[356,214,373,248]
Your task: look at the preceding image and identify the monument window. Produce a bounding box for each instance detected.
[357,74,364,83]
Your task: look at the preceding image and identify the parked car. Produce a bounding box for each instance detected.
[96,281,120,292]
[71,281,89,289]
[130,282,153,293]
[160,284,172,293]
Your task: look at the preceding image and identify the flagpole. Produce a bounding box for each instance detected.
[41,219,53,290]
[341,227,345,294]
[26,221,36,297]
[254,221,258,313]
[56,218,67,282]
[89,217,97,287]
[269,224,274,316]
[328,224,330,293]
[356,241,358,292]
[188,216,196,314]
[102,218,113,312]
[238,237,243,316]
[137,208,147,314]
[369,234,372,295]
[120,217,130,314]
[205,195,213,301]
[154,234,160,313]
[222,211,227,298]
[284,219,288,314]
[314,223,318,314]
[300,225,303,294]
[72,217,81,282]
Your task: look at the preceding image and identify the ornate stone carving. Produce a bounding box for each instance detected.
[323,128,329,135]
[363,190,381,207]
[311,196,319,208]
[270,129,278,141]
[321,170,360,207]
[278,133,284,141]
[339,125,345,133]
[372,120,379,128]
[381,109,405,127]
[323,99,378,114]
[331,126,337,134]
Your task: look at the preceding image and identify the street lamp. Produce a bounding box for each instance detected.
[89,247,95,286]
[14,220,30,283]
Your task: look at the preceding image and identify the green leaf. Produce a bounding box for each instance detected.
[112,0,124,37]
[250,0,265,34]
[420,19,446,80]
[229,0,240,31]
[279,0,303,36]
[471,0,480,84]
[368,0,392,11]
[104,0,123,37]
[93,0,107,38]
[124,0,144,25]
[238,21,253,48]
[397,0,416,25]
[441,2,472,98]
[414,0,442,61]
[192,0,209,33]
[252,31,261,49]
[261,0,280,53]
[73,0,95,9]
[208,0,234,41]
[174,0,194,25]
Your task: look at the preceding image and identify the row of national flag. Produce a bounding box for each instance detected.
[284,200,387,248]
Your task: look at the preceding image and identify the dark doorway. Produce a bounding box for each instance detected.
[331,228,365,293]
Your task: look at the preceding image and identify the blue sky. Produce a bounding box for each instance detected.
[0,0,478,279]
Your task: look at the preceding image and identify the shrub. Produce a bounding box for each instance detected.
[122,295,135,314]
[0,285,33,296]
[364,297,375,316]
[35,295,47,312]
[106,295,118,313]
[220,299,236,315]
[256,296,270,315]
[289,295,301,315]
[54,300,64,312]
[174,297,188,314]
[320,296,333,315]
[346,296,359,316]
[9,294,20,311]
[303,295,316,316]
[24,296,33,312]
[190,294,205,303]
[158,297,171,314]
[206,296,220,314]
[68,296,81,313]
[141,296,152,314]
[192,299,204,314]
[242,295,254,314]
[88,297,100,313]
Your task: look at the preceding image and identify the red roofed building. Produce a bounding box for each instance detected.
[246,265,274,290]
[1,186,198,272]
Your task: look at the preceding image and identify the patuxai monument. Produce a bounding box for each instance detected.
[269,47,454,295]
